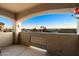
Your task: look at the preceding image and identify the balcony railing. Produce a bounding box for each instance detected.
[0,32,79,55]
[20,32,79,56]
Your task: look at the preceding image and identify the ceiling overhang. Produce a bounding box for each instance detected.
[0,3,79,20]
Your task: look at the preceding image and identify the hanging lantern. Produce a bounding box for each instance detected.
[74,8,79,14]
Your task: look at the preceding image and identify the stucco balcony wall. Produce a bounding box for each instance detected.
[19,32,31,46]
[0,32,13,47]
[19,32,47,49]
[20,32,79,56]
[47,33,79,56]
[30,32,47,49]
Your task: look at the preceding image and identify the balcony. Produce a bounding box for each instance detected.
[0,3,79,56]
[0,32,79,56]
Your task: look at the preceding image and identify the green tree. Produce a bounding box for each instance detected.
[40,26,47,32]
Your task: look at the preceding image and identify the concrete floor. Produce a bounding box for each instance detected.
[0,45,47,56]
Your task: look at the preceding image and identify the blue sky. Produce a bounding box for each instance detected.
[0,16,13,26]
[0,14,77,29]
[22,14,77,29]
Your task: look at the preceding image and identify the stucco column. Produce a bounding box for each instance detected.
[75,14,79,34]
[77,19,79,34]
[14,20,21,44]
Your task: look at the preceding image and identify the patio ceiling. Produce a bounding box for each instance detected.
[0,3,39,13]
[0,3,79,20]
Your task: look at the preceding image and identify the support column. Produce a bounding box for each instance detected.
[77,19,79,34]
[14,20,21,44]
[75,14,79,34]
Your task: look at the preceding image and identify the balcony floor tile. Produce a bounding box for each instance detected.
[0,45,47,56]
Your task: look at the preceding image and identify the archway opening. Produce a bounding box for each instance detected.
[21,13,77,33]
[0,16,14,32]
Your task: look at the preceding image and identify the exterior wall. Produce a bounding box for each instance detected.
[0,32,13,47]
[0,24,4,31]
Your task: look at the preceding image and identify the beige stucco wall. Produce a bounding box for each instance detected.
[19,32,31,46]
[77,19,79,34]
[30,32,47,49]
[20,32,79,55]
[19,32,47,49]
[47,33,79,56]
[0,32,13,47]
